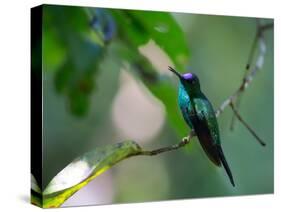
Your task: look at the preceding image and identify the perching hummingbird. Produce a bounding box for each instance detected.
[168,66,235,187]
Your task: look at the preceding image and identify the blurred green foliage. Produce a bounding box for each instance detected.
[42,5,188,135]
[43,6,104,116]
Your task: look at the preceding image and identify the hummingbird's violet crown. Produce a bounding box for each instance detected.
[182,72,199,83]
[182,73,194,80]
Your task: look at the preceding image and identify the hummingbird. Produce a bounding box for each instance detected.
[168,66,235,187]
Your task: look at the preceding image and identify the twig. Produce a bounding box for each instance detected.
[230,20,273,130]
[259,23,274,33]
[138,130,195,156]
[229,21,259,130]
[230,103,266,146]
[134,20,272,157]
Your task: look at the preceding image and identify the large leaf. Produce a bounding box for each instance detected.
[42,141,142,208]
[110,9,189,70]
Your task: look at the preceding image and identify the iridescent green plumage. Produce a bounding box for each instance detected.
[169,67,235,187]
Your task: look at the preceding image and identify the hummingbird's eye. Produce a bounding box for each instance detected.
[189,78,196,84]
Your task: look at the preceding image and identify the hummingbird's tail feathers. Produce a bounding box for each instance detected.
[217,146,235,187]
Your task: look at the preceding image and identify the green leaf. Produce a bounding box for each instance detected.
[43,5,90,35]
[43,26,66,72]
[68,88,90,116]
[31,174,42,207]
[31,193,42,207]
[111,10,189,70]
[42,141,142,208]
[110,10,150,47]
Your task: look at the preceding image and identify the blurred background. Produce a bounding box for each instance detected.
[40,5,273,207]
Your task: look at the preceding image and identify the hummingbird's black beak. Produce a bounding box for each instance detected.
[168,66,183,80]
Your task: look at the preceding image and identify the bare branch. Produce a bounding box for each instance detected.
[230,20,272,130]
[259,23,274,33]
[138,130,195,156]
[230,103,266,146]
[229,22,259,130]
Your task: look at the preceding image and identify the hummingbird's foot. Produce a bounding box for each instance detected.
[182,137,190,144]
[182,130,195,144]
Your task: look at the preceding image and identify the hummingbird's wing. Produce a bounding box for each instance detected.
[192,97,235,186]
[185,97,221,165]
